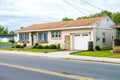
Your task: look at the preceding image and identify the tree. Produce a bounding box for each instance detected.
[89,10,112,18]
[9,31,16,35]
[20,26,24,29]
[62,17,73,21]
[0,25,8,34]
[111,12,120,25]
[77,10,112,20]
[0,25,5,34]
[76,10,120,24]
[77,16,90,20]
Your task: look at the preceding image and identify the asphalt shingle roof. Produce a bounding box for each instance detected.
[18,16,105,32]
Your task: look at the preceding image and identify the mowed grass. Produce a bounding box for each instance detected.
[71,50,120,58]
[0,48,59,53]
[0,42,11,45]
[23,48,59,53]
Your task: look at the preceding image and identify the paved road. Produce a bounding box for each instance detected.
[0,44,14,48]
[0,53,120,80]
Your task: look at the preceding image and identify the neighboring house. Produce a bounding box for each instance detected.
[112,25,120,52]
[17,16,114,50]
[0,34,17,42]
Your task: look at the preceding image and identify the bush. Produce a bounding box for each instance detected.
[34,43,39,48]
[9,40,15,43]
[43,45,49,49]
[95,45,101,51]
[15,44,24,48]
[57,43,61,49]
[37,45,43,49]
[49,44,57,49]
[23,43,26,47]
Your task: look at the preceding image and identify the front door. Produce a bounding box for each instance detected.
[65,35,70,50]
[32,33,37,46]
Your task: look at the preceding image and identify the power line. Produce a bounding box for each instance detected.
[62,0,88,15]
[80,0,103,11]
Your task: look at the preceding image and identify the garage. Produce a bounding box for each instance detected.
[73,33,89,50]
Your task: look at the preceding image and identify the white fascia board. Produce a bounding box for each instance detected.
[17,26,93,33]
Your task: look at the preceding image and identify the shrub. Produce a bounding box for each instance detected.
[34,43,39,48]
[37,45,43,49]
[49,44,57,49]
[23,43,26,47]
[95,45,101,51]
[15,44,23,48]
[43,45,49,49]
[57,43,61,49]
[9,40,15,43]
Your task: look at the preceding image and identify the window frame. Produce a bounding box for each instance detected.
[102,33,106,43]
[51,31,61,39]
[38,32,48,42]
[19,33,29,42]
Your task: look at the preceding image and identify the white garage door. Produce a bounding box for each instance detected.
[73,33,89,50]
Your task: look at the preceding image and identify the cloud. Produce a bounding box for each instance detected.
[0,0,120,31]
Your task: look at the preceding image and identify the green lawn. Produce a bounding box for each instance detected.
[0,48,59,53]
[0,42,11,45]
[71,50,120,58]
[23,48,59,53]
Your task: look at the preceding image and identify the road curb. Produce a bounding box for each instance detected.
[1,50,120,64]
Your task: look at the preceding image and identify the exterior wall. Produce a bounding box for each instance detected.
[113,46,120,53]
[19,28,113,50]
[22,28,93,50]
[17,32,32,47]
[112,28,120,53]
[0,38,9,42]
[92,16,115,29]
[0,36,15,42]
[18,16,114,50]
[92,16,115,49]
[92,28,113,49]
[47,28,93,50]
[113,39,120,53]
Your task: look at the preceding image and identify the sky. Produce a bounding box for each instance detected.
[0,0,120,31]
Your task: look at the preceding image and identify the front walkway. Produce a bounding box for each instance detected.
[1,50,120,64]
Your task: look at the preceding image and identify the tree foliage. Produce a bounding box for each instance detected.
[0,25,8,34]
[0,25,16,35]
[62,17,73,21]
[76,10,120,25]
[111,12,120,25]
[9,31,16,35]
[77,10,112,19]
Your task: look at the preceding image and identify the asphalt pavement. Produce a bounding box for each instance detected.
[0,53,120,80]
[0,50,120,64]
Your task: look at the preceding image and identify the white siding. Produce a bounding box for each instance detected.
[92,28,112,49]
[47,28,93,50]
[21,16,115,50]
[92,16,115,49]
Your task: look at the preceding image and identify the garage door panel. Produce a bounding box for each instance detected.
[74,34,89,50]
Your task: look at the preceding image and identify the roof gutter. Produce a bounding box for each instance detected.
[17,26,93,33]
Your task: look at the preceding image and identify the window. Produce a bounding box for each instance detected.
[82,33,88,36]
[38,32,48,42]
[102,33,106,43]
[75,34,80,36]
[19,33,29,41]
[51,31,61,38]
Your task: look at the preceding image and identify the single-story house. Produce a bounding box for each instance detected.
[17,16,115,50]
[0,34,17,42]
[112,25,120,53]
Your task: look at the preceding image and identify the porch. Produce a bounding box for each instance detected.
[112,25,120,53]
